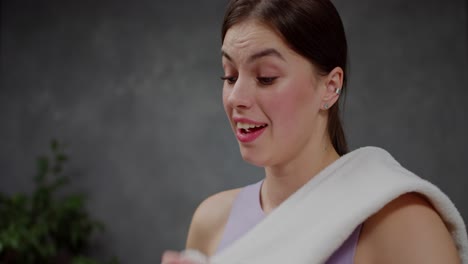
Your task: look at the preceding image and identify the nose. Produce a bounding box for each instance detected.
[226,77,254,110]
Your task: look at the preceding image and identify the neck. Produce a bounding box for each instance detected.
[260,137,339,214]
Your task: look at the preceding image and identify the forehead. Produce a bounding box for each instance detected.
[222,20,295,60]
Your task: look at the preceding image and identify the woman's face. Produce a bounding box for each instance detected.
[221,20,329,167]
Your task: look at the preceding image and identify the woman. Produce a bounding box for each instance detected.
[162,0,467,263]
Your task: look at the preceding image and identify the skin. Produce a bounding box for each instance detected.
[161,20,460,264]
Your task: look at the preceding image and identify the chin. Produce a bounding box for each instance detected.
[239,146,271,167]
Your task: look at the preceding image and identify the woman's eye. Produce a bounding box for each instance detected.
[220,76,238,84]
[257,77,277,85]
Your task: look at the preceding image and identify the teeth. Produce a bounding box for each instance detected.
[236,122,266,130]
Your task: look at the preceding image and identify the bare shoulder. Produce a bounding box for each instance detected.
[355,192,460,264]
[185,188,241,256]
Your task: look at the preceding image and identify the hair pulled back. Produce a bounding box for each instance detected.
[222,0,349,155]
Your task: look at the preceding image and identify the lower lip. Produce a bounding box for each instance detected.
[236,127,267,143]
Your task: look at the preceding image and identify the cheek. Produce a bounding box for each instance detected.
[222,87,229,110]
[263,79,317,127]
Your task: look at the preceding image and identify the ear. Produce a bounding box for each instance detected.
[321,67,344,110]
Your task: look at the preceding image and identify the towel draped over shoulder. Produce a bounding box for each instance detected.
[208,147,468,264]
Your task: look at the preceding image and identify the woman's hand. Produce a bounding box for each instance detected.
[161,250,193,264]
[161,249,209,264]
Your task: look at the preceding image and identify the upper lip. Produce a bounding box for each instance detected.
[232,117,267,126]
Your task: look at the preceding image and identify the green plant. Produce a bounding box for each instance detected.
[0,139,118,264]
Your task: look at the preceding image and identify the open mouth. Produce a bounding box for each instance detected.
[237,122,268,134]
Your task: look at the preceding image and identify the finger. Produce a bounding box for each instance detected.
[161,250,182,264]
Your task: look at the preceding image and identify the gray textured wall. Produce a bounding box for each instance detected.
[1,0,467,263]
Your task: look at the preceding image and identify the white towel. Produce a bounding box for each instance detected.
[205,147,468,264]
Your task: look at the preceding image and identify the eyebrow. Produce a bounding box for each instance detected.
[221,48,286,63]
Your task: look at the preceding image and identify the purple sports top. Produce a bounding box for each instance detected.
[215,181,362,264]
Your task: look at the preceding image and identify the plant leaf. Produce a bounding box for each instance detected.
[51,139,59,152]
[35,156,49,184]
[50,176,70,192]
[72,255,99,264]
[56,153,68,162]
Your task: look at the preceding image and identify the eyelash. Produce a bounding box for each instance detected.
[220,76,278,86]
[220,76,238,84]
[257,77,277,85]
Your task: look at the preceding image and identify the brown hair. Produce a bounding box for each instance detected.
[221,0,349,156]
